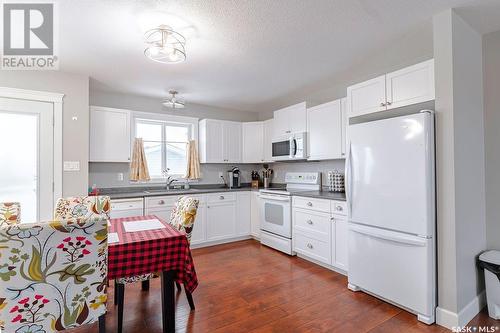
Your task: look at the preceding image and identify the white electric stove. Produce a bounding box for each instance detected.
[259,172,322,255]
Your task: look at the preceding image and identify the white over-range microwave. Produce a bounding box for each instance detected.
[271,132,307,161]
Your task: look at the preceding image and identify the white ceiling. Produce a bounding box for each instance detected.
[57,0,500,112]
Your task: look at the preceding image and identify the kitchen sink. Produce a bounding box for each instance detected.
[143,188,201,194]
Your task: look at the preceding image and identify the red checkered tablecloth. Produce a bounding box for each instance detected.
[107,215,198,293]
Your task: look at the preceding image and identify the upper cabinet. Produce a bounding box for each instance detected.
[347,59,435,118]
[307,99,343,160]
[263,119,274,163]
[242,122,264,163]
[90,106,131,162]
[273,102,307,137]
[199,119,242,163]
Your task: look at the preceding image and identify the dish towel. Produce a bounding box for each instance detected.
[130,138,151,181]
[185,140,201,180]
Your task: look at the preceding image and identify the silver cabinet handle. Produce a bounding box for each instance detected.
[306,219,313,225]
[331,217,335,222]
[158,200,165,205]
[336,205,343,211]
[387,101,392,106]
[219,195,224,200]
[307,243,313,249]
[306,202,313,207]
[380,102,386,107]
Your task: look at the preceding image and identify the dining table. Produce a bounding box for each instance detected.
[107,215,198,333]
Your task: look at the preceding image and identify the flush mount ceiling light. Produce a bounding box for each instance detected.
[144,24,186,63]
[162,90,185,109]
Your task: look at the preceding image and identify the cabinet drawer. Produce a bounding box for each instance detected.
[293,209,331,242]
[293,196,331,213]
[207,192,236,203]
[111,198,143,211]
[331,201,347,216]
[146,196,179,208]
[294,233,332,265]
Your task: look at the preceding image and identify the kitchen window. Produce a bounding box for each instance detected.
[135,118,192,179]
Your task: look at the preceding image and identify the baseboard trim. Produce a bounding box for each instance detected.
[436,290,486,329]
[190,235,252,249]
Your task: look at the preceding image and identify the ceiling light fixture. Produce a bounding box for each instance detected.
[144,24,186,63]
[162,90,185,109]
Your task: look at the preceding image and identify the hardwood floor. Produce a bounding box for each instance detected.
[70,240,497,332]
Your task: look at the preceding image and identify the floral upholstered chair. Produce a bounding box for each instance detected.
[0,202,21,227]
[0,217,109,333]
[114,196,199,331]
[54,196,111,221]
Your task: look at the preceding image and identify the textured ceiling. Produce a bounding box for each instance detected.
[55,0,498,112]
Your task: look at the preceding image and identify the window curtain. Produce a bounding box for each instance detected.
[185,140,201,180]
[130,138,151,181]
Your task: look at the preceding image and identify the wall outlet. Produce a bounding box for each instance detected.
[117,173,124,181]
[218,172,224,178]
[63,161,80,171]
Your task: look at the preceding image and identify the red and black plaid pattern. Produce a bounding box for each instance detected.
[108,215,198,293]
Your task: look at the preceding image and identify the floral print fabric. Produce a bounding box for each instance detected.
[54,196,111,221]
[0,217,108,332]
[0,202,21,228]
[168,196,199,243]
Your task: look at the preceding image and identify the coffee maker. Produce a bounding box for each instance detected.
[227,166,241,188]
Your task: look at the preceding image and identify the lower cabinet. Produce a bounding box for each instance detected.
[292,196,348,273]
[250,191,261,238]
[144,192,251,247]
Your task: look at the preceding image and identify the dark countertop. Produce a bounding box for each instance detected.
[100,184,346,201]
[292,190,346,201]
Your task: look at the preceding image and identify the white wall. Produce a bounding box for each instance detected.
[0,71,89,196]
[434,9,487,328]
[483,30,500,250]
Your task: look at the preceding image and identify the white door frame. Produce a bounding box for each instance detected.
[0,87,64,205]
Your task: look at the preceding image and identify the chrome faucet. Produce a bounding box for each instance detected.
[162,169,178,190]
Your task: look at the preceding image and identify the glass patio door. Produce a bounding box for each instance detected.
[0,97,54,222]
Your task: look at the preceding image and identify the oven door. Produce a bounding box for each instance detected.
[259,193,291,238]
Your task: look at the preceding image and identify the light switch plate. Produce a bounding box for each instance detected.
[63,161,80,171]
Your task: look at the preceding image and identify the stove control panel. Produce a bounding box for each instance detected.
[285,172,322,185]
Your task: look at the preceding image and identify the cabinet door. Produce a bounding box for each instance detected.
[386,59,435,109]
[346,75,386,117]
[333,216,348,271]
[202,120,224,163]
[236,192,251,236]
[190,203,206,245]
[206,203,236,240]
[223,122,242,163]
[340,97,348,158]
[263,119,274,162]
[289,102,307,134]
[307,100,342,160]
[90,107,130,162]
[273,108,289,137]
[250,192,261,238]
[146,206,174,223]
[242,122,264,163]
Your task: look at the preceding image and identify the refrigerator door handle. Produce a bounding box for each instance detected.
[349,224,427,247]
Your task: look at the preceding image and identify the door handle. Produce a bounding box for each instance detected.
[306,219,313,225]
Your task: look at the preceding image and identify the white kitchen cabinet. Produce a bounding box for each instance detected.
[206,193,237,240]
[199,119,242,163]
[273,102,307,137]
[187,195,207,245]
[250,191,261,238]
[90,106,131,162]
[242,122,264,163]
[263,119,274,162]
[341,97,348,157]
[346,59,435,118]
[307,99,343,160]
[332,215,348,271]
[347,75,387,117]
[236,192,251,236]
[109,198,144,218]
[385,59,435,109]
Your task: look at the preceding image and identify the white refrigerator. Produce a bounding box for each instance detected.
[345,111,436,324]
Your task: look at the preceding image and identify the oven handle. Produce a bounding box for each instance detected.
[260,194,291,202]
